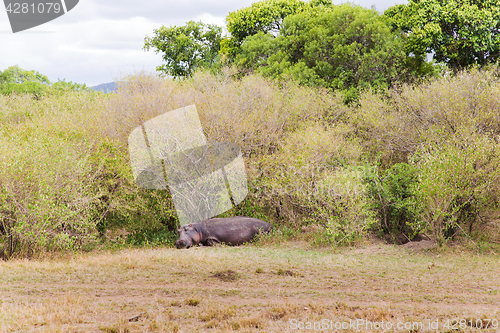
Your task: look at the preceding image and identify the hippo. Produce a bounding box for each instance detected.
[174,216,272,249]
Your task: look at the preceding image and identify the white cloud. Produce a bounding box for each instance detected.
[195,13,226,27]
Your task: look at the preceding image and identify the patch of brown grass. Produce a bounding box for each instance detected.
[184,298,200,306]
[199,303,236,322]
[212,269,240,282]
[0,243,499,331]
[277,268,295,276]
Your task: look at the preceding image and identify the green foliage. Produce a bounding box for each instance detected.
[0,65,50,85]
[125,227,177,246]
[0,65,90,100]
[363,163,422,238]
[218,193,268,222]
[0,81,50,100]
[144,21,222,78]
[0,65,51,100]
[255,225,300,245]
[385,0,500,70]
[410,138,500,243]
[236,4,421,103]
[350,67,500,241]
[51,79,89,94]
[0,122,99,259]
[225,0,309,45]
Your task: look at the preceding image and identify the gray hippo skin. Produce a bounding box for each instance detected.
[174,216,272,249]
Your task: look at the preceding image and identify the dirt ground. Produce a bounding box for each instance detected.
[0,241,499,332]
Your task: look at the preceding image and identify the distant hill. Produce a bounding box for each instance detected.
[91,82,117,93]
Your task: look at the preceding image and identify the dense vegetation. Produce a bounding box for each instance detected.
[385,0,500,70]
[0,65,88,100]
[1,0,500,259]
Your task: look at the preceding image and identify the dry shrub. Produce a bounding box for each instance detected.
[257,123,373,243]
[276,268,295,276]
[0,92,110,259]
[274,123,361,168]
[267,303,300,320]
[267,306,288,320]
[99,70,355,235]
[354,307,392,321]
[350,67,500,240]
[352,67,500,161]
[184,298,200,306]
[102,69,337,156]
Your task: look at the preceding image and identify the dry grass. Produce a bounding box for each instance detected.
[0,243,499,332]
[101,70,339,157]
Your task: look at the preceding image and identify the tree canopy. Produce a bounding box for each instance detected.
[144,21,222,78]
[0,65,88,99]
[235,4,424,102]
[221,0,331,58]
[385,0,500,70]
[0,65,50,85]
[144,0,500,99]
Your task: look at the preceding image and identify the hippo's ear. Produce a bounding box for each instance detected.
[188,224,192,227]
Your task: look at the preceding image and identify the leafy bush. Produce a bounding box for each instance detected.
[362,163,422,238]
[125,227,177,246]
[411,137,500,243]
[0,90,179,259]
[2,65,500,257]
[350,67,500,241]
[0,123,99,258]
[255,123,373,245]
[385,0,500,70]
[0,66,89,100]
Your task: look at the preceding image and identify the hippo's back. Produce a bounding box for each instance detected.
[201,216,272,245]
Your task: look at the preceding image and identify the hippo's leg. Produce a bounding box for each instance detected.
[204,237,220,246]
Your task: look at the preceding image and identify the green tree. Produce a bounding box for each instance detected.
[0,65,51,99]
[222,0,331,59]
[0,66,89,99]
[226,0,308,44]
[144,21,222,78]
[0,65,50,85]
[51,79,88,93]
[236,4,419,103]
[385,0,500,70]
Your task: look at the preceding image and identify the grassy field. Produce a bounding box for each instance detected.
[0,241,499,332]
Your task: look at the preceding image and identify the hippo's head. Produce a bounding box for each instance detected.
[174,224,202,249]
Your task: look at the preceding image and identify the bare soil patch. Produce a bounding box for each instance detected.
[402,239,437,251]
[212,269,240,282]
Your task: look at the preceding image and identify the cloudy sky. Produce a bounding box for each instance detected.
[0,0,407,87]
